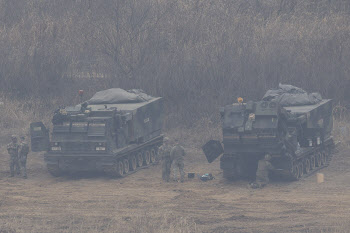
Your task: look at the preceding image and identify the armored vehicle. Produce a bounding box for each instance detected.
[31,88,163,177]
[203,85,334,181]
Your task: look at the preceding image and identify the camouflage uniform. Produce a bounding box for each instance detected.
[252,154,274,188]
[171,145,185,182]
[19,137,30,178]
[159,144,172,182]
[7,136,20,177]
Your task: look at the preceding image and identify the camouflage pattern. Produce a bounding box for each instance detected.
[159,144,172,182]
[19,138,30,178]
[7,136,20,177]
[171,145,185,182]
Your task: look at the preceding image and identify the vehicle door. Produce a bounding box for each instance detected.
[202,140,224,163]
[30,122,49,152]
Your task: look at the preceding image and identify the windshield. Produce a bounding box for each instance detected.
[71,122,88,133]
[53,122,70,133]
[88,122,106,136]
[52,121,106,136]
[224,111,244,129]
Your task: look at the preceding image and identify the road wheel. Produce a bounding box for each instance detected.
[298,162,304,178]
[144,150,151,165]
[321,152,326,165]
[304,158,311,174]
[117,160,124,177]
[150,148,157,163]
[292,162,300,180]
[316,153,322,167]
[310,155,316,170]
[130,155,137,171]
[123,159,129,174]
[137,152,143,167]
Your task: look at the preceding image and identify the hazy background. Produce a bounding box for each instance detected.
[1,2,350,232]
[0,0,349,131]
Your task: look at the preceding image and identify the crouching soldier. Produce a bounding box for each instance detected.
[19,136,30,179]
[251,154,275,189]
[7,135,20,177]
[171,140,186,182]
[159,137,172,182]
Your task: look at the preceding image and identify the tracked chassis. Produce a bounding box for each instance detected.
[219,137,335,181]
[31,89,164,178]
[45,136,163,177]
[203,98,334,181]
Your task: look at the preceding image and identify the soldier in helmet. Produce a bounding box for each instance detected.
[171,139,186,182]
[7,135,20,177]
[251,154,275,189]
[159,137,172,182]
[19,136,30,178]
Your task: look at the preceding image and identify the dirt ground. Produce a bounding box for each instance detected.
[0,146,350,233]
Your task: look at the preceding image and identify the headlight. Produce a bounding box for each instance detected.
[51,146,61,151]
[96,147,106,151]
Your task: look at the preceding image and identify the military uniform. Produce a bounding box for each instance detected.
[171,145,185,182]
[252,155,274,188]
[159,144,172,182]
[19,138,30,178]
[7,137,20,177]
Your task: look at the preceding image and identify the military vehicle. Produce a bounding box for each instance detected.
[31,88,163,177]
[202,85,334,181]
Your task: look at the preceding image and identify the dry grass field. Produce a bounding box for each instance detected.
[0,142,350,233]
[1,1,350,232]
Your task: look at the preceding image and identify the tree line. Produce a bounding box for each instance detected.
[0,0,350,127]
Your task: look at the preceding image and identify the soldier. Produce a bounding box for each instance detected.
[7,135,20,177]
[171,140,185,182]
[19,136,30,178]
[251,154,275,189]
[159,137,172,182]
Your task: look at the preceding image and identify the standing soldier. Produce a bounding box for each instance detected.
[159,137,172,182]
[7,135,20,177]
[171,140,185,182]
[251,154,275,189]
[19,136,30,179]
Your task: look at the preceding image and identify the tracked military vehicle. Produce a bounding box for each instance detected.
[203,84,334,181]
[31,88,163,177]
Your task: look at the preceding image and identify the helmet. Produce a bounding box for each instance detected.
[11,135,17,141]
[264,154,272,161]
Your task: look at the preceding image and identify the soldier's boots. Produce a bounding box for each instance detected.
[21,162,27,179]
[15,163,20,175]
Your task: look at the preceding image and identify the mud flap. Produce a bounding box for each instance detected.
[30,122,49,152]
[202,140,224,163]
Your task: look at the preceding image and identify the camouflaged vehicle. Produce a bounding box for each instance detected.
[31,89,163,177]
[203,87,334,181]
